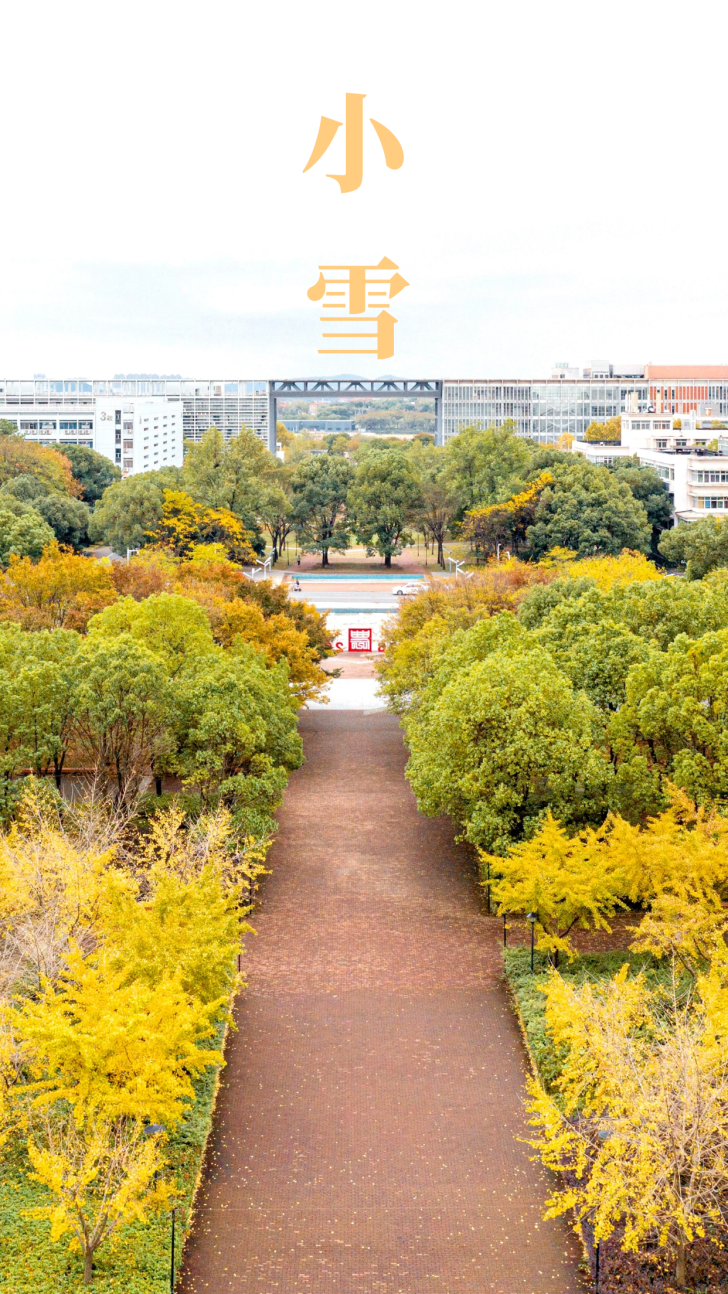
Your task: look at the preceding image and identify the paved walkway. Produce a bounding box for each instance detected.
[179,712,580,1294]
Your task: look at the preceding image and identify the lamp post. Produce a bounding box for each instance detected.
[170,1207,177,1292]
[527,912,536,972]
[595,1239,600,1292]
[503,914,507,948]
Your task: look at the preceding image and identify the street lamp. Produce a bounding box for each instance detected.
[527,912,536,973]
[143,1125,176,1289]
[503,914,508,948]
[170,1206,177,1292]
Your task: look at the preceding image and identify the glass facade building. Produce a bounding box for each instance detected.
[442,377,650,443]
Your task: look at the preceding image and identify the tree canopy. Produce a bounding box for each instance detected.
[347,448,422,567]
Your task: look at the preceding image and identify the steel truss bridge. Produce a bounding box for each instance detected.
[267,378,443,451]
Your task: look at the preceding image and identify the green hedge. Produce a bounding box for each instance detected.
[0,1023,226,1292]
[503,946,660,1090]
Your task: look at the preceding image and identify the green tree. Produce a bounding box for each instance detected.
[61,445,121,504]
[526,461,651,558]
[170,647,303,809]
[658,515,728,579]
[290,453,353,566]
[609,459,674,560]
[444,422,535,514]
[34,494,90,549]
[410,442,458,566]
[610,627,728,811]
[519,574,728,652]
[403,638,611,852]
[0,420,19,438]
[348,448,422,567]
[0,505,55,565]
[181,427,272,552]
[87,593,217,678]
[87,469,181,554]
[535,614,651,712]
[257,481,294,563]
[0,474,89,549]
[0,474,49,504]
[0,628,81,785]
[73,636,172,802]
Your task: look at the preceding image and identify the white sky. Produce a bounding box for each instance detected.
[1,0,726,379]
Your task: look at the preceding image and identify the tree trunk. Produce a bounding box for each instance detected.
[385,552,392,568]
[437,534,445,567]
[322,547,329,567]
[155,775,162,796]
[84,1249,93,1284]
[675,1234,686,1289]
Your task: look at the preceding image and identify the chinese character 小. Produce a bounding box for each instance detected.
[303,93,403,194]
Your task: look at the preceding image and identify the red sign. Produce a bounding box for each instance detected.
[348,627,372,652]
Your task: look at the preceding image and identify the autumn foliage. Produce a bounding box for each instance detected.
[0,542,117,631]
[0,792,251,1282]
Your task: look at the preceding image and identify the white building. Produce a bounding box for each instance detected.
[0,377,269,477]
[572,408,728,521]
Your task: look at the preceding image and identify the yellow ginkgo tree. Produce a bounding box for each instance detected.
[2,800,245,1284]
[484,812,627,962]
[26,1113,171,1285]
[527,964,728,1291]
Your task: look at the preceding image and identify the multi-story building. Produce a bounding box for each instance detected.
[6,367,728,476]
[0,377,269,476]
[441,365,728,445]
[573,409,728,522]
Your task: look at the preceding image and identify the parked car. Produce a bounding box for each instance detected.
[394,582,422,595]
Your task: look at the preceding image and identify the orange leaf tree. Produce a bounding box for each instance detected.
[0,543,117,632]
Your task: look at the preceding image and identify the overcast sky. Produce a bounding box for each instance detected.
[1,0,726,379]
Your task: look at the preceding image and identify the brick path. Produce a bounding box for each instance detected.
[179,712,580,1294]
